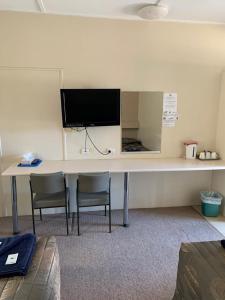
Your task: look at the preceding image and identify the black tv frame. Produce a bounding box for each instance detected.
[60,88,120,128]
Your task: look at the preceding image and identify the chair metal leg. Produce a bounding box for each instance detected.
[77,205,80,236]
[123,172,129,227]
[30,189,36,235]
[31,208,36,235]
[67,190,71,219]
[109,203,111,233]
[68,201,71,219]
[65,203,69,236]
[39,209,42,221]
[104,205,107,216]
[11,176,19,234]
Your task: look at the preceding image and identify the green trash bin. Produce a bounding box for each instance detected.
[200,191,223,217]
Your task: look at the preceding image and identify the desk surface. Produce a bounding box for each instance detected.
[2,158,225,176]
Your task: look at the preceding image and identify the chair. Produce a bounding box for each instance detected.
[29,172,70,235]
[73,172,111,235]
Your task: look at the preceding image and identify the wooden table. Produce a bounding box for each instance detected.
[2,158,225,234]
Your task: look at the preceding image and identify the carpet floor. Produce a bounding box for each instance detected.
[0,207,223,300]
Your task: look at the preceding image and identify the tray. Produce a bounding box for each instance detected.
[197,158,220,161]
[17,159,42,167]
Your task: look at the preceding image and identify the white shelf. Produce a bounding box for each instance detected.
[2,158,225,176]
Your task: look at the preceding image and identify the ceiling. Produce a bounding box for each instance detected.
[0,0,225,23]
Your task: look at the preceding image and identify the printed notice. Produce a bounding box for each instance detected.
[162,93,178,127]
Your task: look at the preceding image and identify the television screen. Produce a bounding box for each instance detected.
[60,89,120,127]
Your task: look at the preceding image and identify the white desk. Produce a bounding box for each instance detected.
[2,158,225,234]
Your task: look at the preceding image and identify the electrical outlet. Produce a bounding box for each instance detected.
[81,148,91,154]
[107,148,116,154]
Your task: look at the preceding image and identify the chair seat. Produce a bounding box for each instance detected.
[78,192,109,207]
[33,191,66,209]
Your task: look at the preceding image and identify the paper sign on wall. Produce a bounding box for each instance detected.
[162,93,178,127]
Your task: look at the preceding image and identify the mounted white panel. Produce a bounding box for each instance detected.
[0,68,63,216]
[0,0,39,12]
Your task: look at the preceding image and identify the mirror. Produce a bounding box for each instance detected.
[121,91,163,153]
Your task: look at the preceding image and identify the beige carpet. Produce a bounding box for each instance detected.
[0,207,222,300]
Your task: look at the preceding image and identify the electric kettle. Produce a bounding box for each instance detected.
[184,140,198,160]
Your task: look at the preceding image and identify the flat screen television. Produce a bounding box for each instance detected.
[60,89,120,128]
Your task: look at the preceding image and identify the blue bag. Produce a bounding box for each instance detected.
[0,233,36,277]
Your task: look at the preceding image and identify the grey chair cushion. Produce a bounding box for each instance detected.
[78,192,109,207]
[0,236,60,300]
[33,191,66,209]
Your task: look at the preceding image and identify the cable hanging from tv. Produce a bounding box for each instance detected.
[84,127,111,156]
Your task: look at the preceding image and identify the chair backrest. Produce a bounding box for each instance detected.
[30,172,65,194]
[78,172,110,193]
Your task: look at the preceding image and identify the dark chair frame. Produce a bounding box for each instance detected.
[75,174,111,236]
[29,172,70,236]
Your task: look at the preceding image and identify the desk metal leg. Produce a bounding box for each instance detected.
[123,172,129,227]
[11,176,19,234]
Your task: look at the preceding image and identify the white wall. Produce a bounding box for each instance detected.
[212,71,225,212]
[129,171,212,208]
[64,65,221,160]
[0,12,224,216]
[0,68,63,216]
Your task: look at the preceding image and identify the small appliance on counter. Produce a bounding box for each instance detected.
[17,152,42,167]
[197,150,220,160]
[184,140,198,160]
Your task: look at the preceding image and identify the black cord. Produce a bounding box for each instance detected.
[84,129,88,152]
[85,127,111,156]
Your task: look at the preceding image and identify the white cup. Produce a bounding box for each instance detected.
[211,152,217,159]
[206,151,211,159]
[199,152,205,160]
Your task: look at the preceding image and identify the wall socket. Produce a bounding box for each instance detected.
[107,148,116,154]
[81,148,115,155]
[81,148,91,154]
